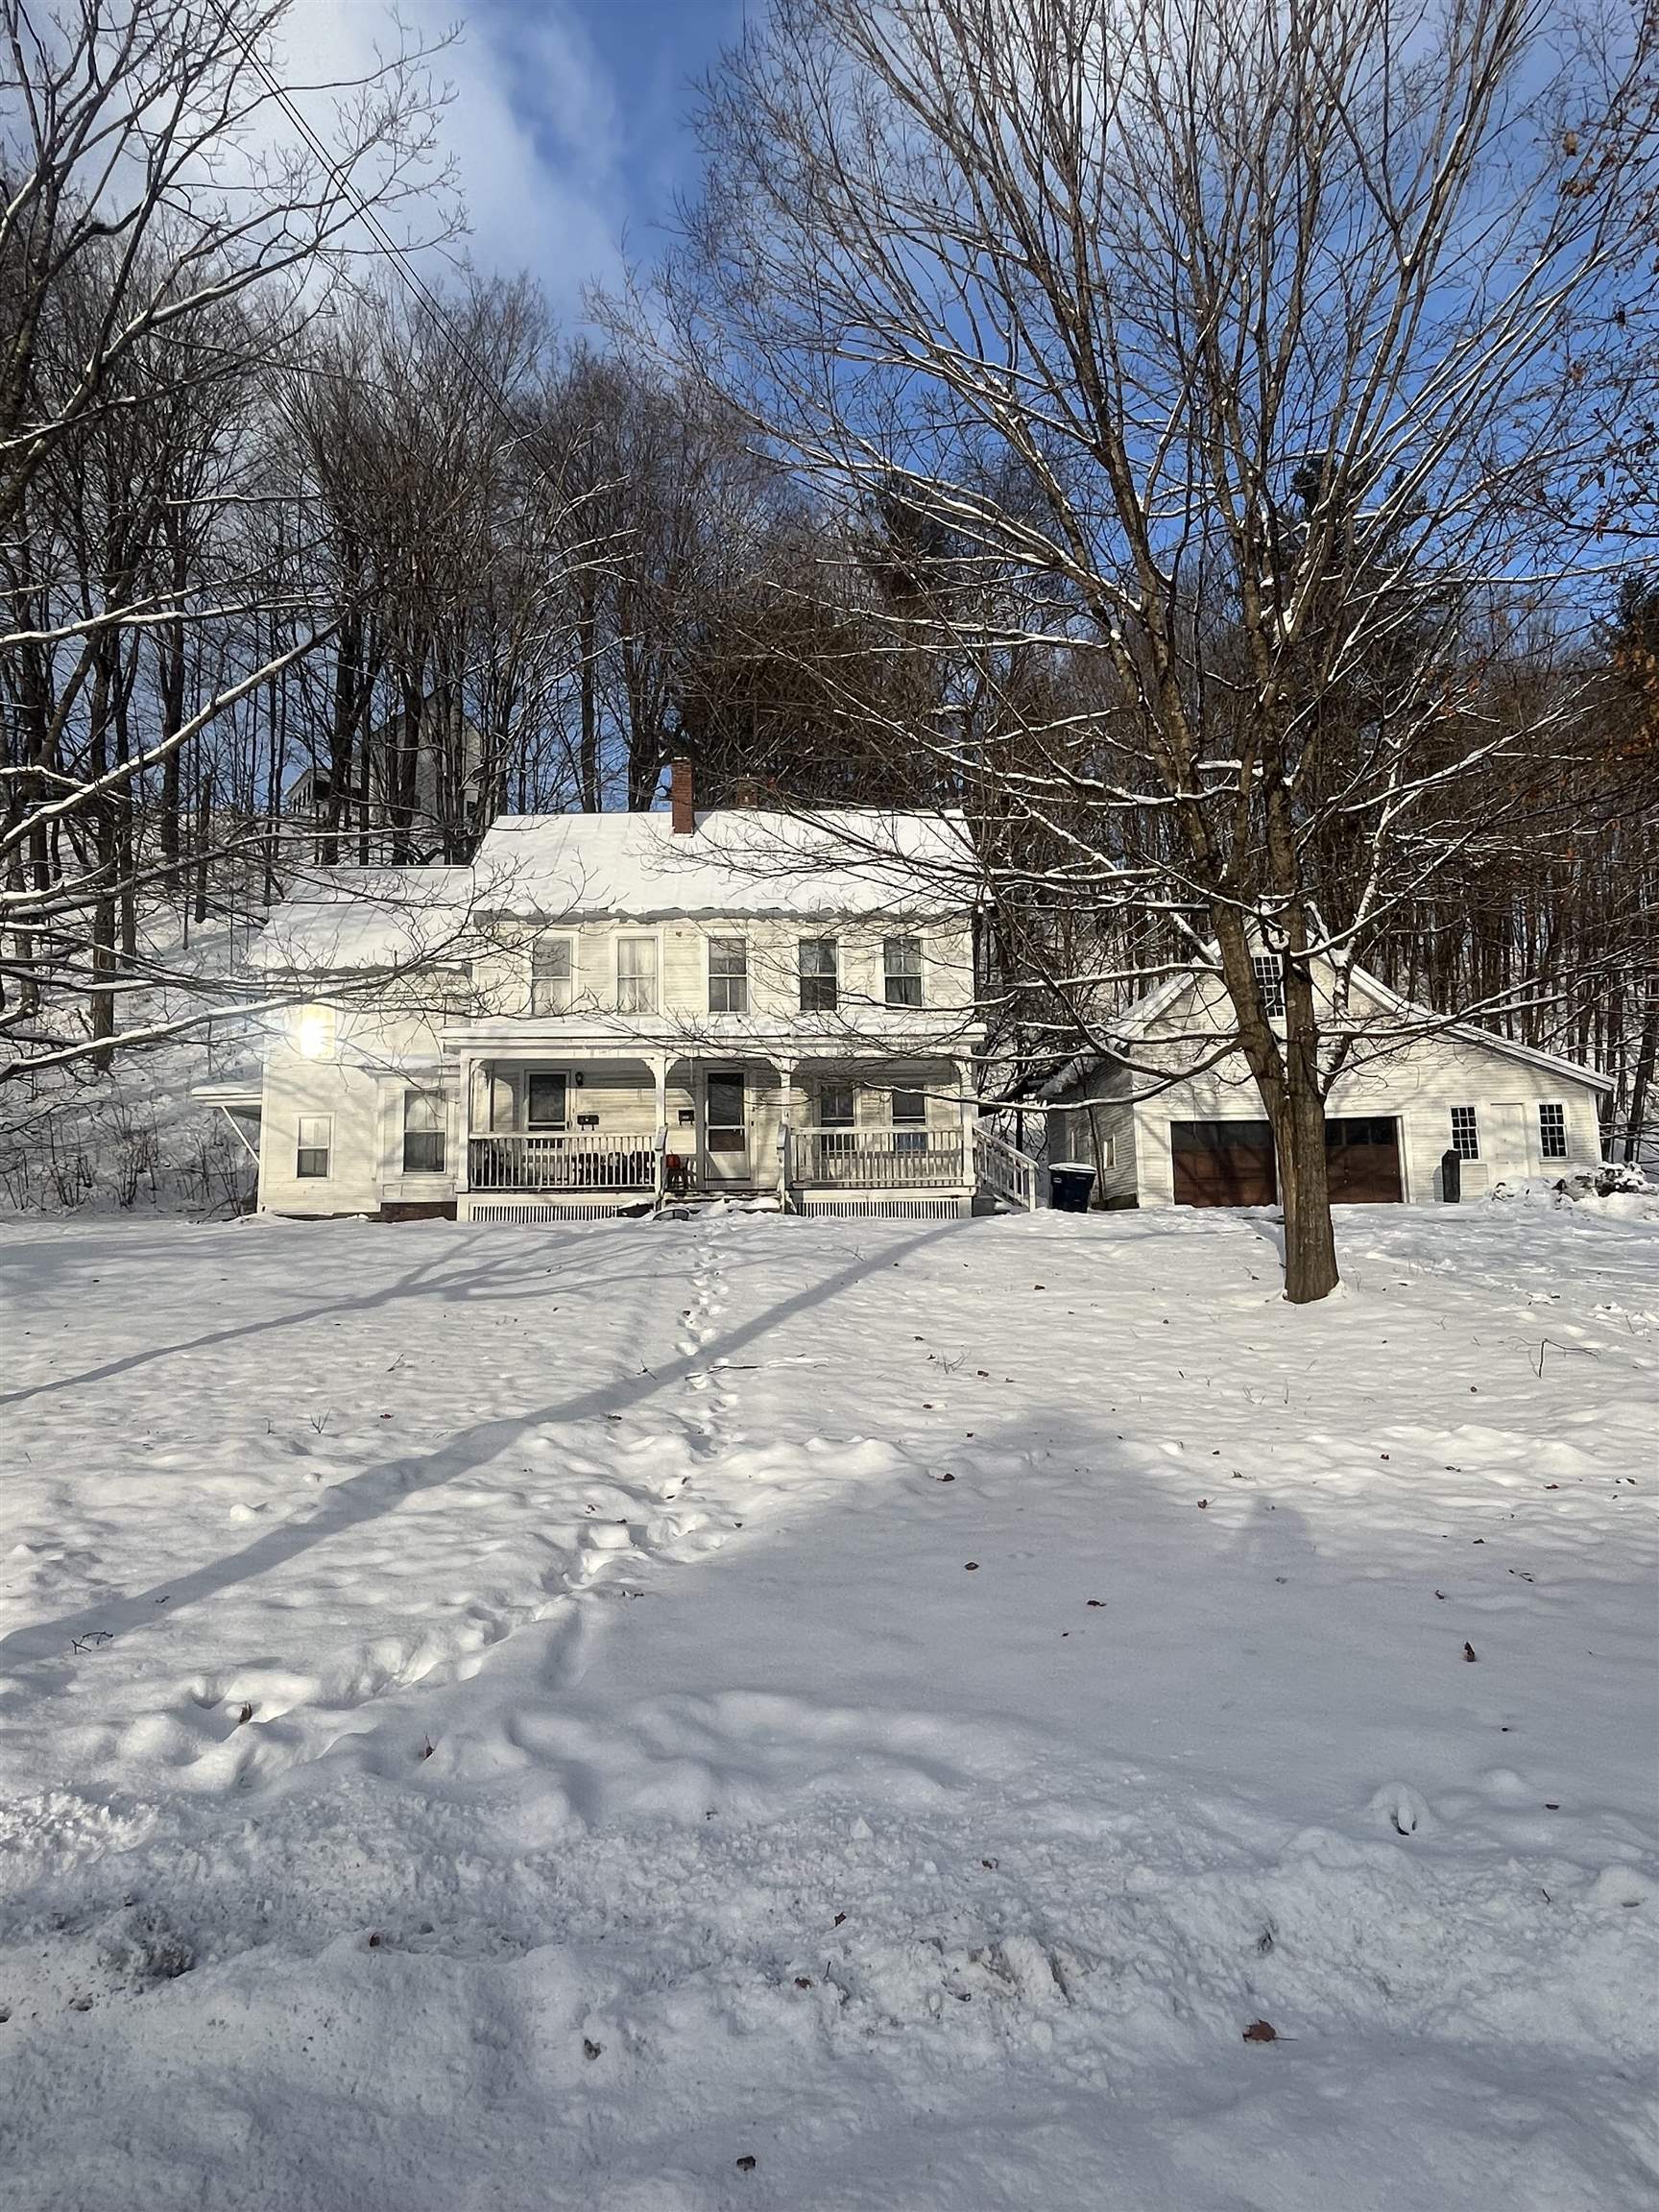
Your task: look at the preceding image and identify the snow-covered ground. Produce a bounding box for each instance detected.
[1,1201,1655,2211]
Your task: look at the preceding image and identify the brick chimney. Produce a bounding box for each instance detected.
[669,756,695,835]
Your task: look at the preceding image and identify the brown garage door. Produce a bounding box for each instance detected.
[1171,1119,1278,1206]
[1324,1116,1403,1203]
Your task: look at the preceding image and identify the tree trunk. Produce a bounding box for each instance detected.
[193,765,213,926]
[1277,1074,1339,1305]
[1625,999,1658,1163]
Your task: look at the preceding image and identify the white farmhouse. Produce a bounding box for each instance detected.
[207,769,1043,1223]
[1042,953,1612,1207]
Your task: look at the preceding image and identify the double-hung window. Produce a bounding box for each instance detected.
[1539,1102,1568,1160]
[616,935,659,1015]
[891,1087,927,1156]
[1252,951,1286,1019]
[709,936,749,1015]
[530,934,574,1015]
[1450,1105,1480,1160]
[296,1115,331,1179]
[402,1090,446,1174]
[799,938,838,1013]
[884,936,924,1008]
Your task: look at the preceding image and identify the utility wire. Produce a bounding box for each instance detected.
[206,0,585,512]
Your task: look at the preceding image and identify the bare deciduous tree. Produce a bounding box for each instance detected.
[656,0,1657,1298]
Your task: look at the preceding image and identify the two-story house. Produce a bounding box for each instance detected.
[214,768,1043,1223]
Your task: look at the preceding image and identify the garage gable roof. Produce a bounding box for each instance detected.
[1041,955,1613,1094]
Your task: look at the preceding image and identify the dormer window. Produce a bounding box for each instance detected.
[530,934,574,1015]
[799,938,838,1013]
[1252,952,1286,1020]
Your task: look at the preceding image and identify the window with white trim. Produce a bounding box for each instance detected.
[799,938,838,1013]
[708,936,749,1015]
[530,934,574,1015]
[1450,1105,1480,1160]
[616,935,658,1015]
[884,936,924,1008]
[296,1115,331,1179]
[402,1090,446,1174]
[819,1080,855,1128]
[891,1087,927,1155]
[1538,1101,1568,1160]
[1252,952,1286,1019]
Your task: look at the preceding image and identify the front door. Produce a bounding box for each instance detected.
[704,1070,749,1187]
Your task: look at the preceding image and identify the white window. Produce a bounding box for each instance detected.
[402,1091,445,1175]
[1252,952,1286,1019]
[1451,1105,1480,1160]
[709,936,749,1015]
[884,937,924,1008]
[800,938,838,1013]
[819,1080,855,1128]
[526,1070,568,1129]
[616,936,659,1015]
[293,1004,336,1061]
[296,1115,331,1179]
[530,934,574,1015]
[1539,1101,1568,1160]
[1102,1133,1118,1171]
[891,1086,927,1155]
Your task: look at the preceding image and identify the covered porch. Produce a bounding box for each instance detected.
[446,1043,998,1217]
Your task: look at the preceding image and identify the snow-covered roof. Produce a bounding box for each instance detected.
[1033,954,1613,1094]
[1350,968,1615,1093]
[250,866,477,974]
[470,808,976,922]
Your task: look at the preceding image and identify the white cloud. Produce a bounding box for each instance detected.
[276,0,632,322]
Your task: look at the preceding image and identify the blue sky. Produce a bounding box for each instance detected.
[297,0,743,323]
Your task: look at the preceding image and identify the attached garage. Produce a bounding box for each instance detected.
[1171,1115,1404,1207]
[1037,952,1613,1208]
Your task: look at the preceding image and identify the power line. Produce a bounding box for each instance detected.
[206,0,582,511]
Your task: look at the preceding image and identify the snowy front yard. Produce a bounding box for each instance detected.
[0,1202,1654,2211]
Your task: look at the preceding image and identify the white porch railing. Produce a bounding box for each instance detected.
[469,1131,656,1192]
[791,1125,967,1189]
[973,1122,1043,1211]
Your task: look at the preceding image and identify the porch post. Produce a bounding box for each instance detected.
[955,1056,976,1193]
[457,1054,474,1195]
[775,1053,796,1206]
[650,1053,669,1204]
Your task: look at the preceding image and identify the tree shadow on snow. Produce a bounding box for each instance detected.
[0,1221,965,1669]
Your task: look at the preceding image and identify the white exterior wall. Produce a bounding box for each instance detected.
[258,993,455,1217]
[1118,973,1606,1208]
[255,904,977,1216]
[1046,1065,1138,1205]
[469,914,976,1026]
